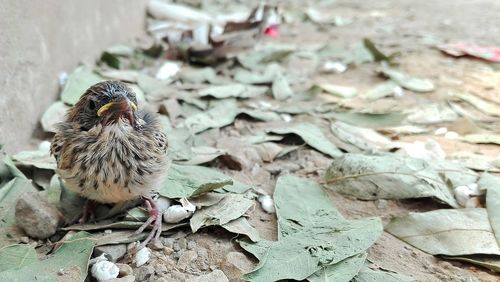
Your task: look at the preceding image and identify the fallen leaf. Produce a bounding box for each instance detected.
[12,142,56,170]
[98,69,139,82]
[380,67,434,93]
[179,67,225,84]
[271,72,293,100]
[479,173,500,246]
[308,253,367,282]
[184,99,239,133]
[269,123,343,158]
[221,217,260,242]
[316,83,358,98]
[328,112,407,128]
[198,84,267,99]
[363,81,400,100]
[105,45,134,57]
[100,51,120,69]
[234,64,281,84]
[167,127,195,161]
[438,42,500,62]
[61,66,103,105]
[0,244,38,272]
[190,193,254,232]
[330,121,396,152]
[237,47,294,70]
[40,101,69,133]
[363,38,399,64]
[137,73,174,101]
[159,164,233,199]
[406,103,458,124]
[353,266,414,282]
[386,208,500,256]
[325,154,459,207]
[461,133,500,145]
[0,231,94,281]
[242,175,382,282]
[449,91,500,117]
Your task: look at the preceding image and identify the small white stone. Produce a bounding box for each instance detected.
[258,195,275,214]
[392,86,404,97]
[134,247,151,267]
[156,61,180,80]
[157,197,172,213]
[444,131,459,139]
[58,72,68,86]
[104,229,112,234]
[91,260,119,281]
[163,205,191,223]
[321,61,347,73]
[454,184,481,207]
[434,127,448,135]
[280,114,292,122]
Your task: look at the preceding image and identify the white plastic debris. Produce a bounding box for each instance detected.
[163,205,192,223]
[454,183,482,207]
[444,131,459,140]
[134,247,151,267]
[157,197,172,213]
[434,127,448,135]
[156,62,180,80]
[258,195,276,214]
[91,260,119,281]
[321,61,347,73]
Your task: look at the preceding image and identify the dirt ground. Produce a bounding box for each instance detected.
[127,1,500,281]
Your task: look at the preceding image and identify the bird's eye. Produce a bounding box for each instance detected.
[88,100,96,110]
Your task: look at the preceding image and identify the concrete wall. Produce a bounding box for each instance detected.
[0,0,147,153]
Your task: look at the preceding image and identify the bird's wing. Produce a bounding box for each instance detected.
[50,123,76,170]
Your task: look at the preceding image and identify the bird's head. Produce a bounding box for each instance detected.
[68,81,138,130]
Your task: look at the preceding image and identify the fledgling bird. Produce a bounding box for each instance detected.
[51,80,169,248]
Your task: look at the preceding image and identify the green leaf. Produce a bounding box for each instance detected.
[221,217,260,242]
[237,47,294,70]
[12,142,56,170]
[184,99,239,133]
[315,83,357,98]
[386,209,500,256]
[272,73,293,100]
[61,66,103,105]
[198,84,267,99]
[269,123,343,158]
[98,69,139,82]
[167,127,195,161]
[461,133,500,145]
[100,51,120,69]
[142,44,164,58]
[179,67,222,84]
[363,81,399,101]
[480,173,500,246]
[325,154,459,207]
[137,73,174,100]
[0,150,26,184]
[0,244,38,271]
[353,266,414,282]
[380,67,434,93]
[328,112,407,128]
[105,45,134,57]
[0,178,37,246]
[159,164,233,199]
[0,231,94,281]
[330,121,395,152]
[307,253,367,282]
[363,38,399,64]
[40,101,69,133]
[234,64,281,84]
[190,194,254,232]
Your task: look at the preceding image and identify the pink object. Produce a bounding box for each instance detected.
[439,43,500,62]
[264,24,280,38]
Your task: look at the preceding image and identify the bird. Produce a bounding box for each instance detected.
[50,80,169,249]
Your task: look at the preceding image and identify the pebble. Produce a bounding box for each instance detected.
[149,238,164,250]
[177,250,198,271]
[375,199,388,209]
[15,192,62,239]
[116,263,133,277]
[187,240,196,250]
[161,237,174,249]
[186,270,229,282]
[91,261,119,281]
[163,247,174,256]
[93,244,127,262]
[133,265,155,282]
[134,247,151,267]
[258,195,275,214]
[178,237,187,250]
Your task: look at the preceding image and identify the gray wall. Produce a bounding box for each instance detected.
[0,0,147,153]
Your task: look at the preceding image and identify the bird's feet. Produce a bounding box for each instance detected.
[78,200,96,223]
[134,197,162,250]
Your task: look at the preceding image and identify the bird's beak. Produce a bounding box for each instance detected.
[97,97,137,126]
